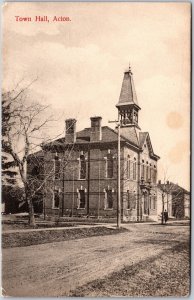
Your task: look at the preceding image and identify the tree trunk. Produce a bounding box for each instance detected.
[24,185,36,227]
[28,197,36,226]
[21,163,36,227]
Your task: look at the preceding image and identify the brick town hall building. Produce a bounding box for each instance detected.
[29,66,160,222]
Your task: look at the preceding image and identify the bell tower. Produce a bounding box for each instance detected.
[116,65,141,129]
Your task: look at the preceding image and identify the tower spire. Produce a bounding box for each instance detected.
[116,65,141,129]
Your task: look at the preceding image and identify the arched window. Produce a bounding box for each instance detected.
[80,154,86,179]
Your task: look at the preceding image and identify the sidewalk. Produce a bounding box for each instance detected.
[2,219,189,234]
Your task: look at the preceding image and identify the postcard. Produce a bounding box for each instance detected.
[2,2,191,297]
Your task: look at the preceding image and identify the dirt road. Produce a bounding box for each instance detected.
[2,222,190,297]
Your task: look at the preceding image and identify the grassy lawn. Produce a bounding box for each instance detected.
[70,241,190,297]
[2,226,128,248]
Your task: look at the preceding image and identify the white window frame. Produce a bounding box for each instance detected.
[78,153,87,180]
[77,186,87,209]
[104,151,114,179]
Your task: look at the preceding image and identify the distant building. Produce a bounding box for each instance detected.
[157,181,190,220]
[28,66,160,221]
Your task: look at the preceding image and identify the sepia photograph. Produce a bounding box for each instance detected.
[1,2,191,297]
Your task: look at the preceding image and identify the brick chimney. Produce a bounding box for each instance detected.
[65,118,76,143]
[90,116,102,142]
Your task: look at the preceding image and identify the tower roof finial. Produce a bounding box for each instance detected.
[128,62,132,74]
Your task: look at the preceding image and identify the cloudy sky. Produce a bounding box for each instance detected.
[3,2,190,189]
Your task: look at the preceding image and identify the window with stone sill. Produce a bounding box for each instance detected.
[104,189,113,209]
[127,156,131,179]
[77,189,86,209]
[105,152,113,179]
[53,190,60,209]
[141,164,145,179]
[79,154,86,180]
[146,165,149,181]
[133,161,137,180]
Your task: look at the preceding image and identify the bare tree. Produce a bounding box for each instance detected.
[2,79,59,226]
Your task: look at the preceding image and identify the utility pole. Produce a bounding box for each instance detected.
[108,118,121,229]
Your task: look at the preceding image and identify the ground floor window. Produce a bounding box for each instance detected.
[78,190,86,208]
[105,189,113,209]
[53,190,60,209]
[126,191,136,209]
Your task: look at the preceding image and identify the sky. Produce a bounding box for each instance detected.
[3,2,191,190]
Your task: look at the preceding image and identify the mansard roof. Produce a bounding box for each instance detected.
[42,125,159,160]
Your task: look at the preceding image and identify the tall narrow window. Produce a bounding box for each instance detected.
[144,165,147,180]
[141,164,145,179]
[53,190,60,209]
[78,190,86,208]
[153,168,157,183]
[127,191,131,209]
[105,189,113,209]
[107,153,113,178]
[133,162,137,180]
[54,156,60,180]
[127,157,131,179]
[150,167,152,181]
[127,191,136,209]
[80,154,86,179]
[146,165,149,181]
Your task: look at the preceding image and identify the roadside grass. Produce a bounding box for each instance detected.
[2,222,78,231]
[2,226,128,248]
[69,241,190,297]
